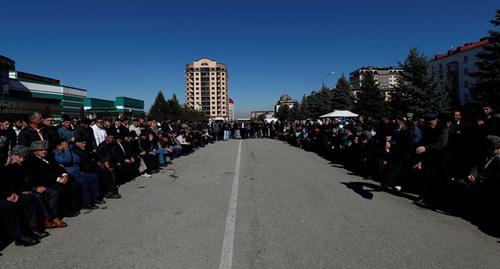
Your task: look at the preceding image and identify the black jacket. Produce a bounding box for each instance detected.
[25,155,66,187]
[18,127,46,147]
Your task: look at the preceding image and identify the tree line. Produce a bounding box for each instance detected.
[148,92,206,121]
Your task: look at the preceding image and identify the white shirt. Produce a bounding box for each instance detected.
[91,124,107,146]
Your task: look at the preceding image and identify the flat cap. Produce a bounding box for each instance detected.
[11,145,31,157]
[487,135,500,149]
[30,140,49,151]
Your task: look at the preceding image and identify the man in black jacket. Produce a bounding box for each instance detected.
[74,118,97,152]
[17,112,46,147]
[414,112,449,208]
[26,140,79,222]
[1,146,49,238]
[72,139,120,199]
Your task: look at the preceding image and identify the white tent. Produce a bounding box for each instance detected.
[319,110,359,118]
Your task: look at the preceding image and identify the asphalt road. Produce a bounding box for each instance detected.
[2,139,500,268]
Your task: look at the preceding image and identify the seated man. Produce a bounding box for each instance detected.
[96,132,137,185]
[26,140,80,222]
[176,131,193,154]
[72,138,120,199]
[54,139,103,210]
[137,132,160,177]
[2,146,50,237]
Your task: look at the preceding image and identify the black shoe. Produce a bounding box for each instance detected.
[32,230,49,240]
[83,204,99,210]
[105,192,121,199]
[65,211,79,218]
[94,199,106,205]
[15,236,40,246]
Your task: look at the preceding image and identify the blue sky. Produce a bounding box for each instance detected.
[1,0,497,117]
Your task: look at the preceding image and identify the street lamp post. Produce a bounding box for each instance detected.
[321,71,335,88]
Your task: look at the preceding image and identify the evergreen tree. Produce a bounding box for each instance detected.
[471,9,500,110]
[308,87,333,118]
[331,74,354,110]
[288,101,301,120]
[298,94,313,119]
[355,72,386,118]
[148,91,168,120]
[276,104,290,121]
[392,48,450,115]
[165,93,183,118]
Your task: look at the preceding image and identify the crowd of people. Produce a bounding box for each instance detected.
[0,113,217,247]
[1,104,499,247]
[274,104,500,232]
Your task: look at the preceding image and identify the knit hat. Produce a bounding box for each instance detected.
[30,140,49,151]
[487,135,500,149]
[11,145,31,157]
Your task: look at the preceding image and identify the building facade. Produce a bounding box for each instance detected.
[251,111,275,120]
[185,58,229,119]
[0,55,86,120]
[84,97,144,119]
[430,37,489,105]
[274,94,296,113]
[228,97,235,121]
[349,66,402,102]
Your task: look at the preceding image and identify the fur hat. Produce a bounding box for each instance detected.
[11,145,31,157]
[487,135,500,149]
[30,140,49,151]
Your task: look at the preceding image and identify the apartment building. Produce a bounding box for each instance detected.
[185,58,229,119]
[349,66,402,101]
[430,37,490,105]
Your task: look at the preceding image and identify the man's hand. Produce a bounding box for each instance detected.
[416,146,426,154]
[35,186,46,193]
[124,159,132,164]
[467,175,476,183]
[6,193,19,203]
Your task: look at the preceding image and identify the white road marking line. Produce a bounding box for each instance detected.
[219,140,242,269]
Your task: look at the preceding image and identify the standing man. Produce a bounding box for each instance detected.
[18,112,45,147]
[58,115,75,144]
[414,112,449,209]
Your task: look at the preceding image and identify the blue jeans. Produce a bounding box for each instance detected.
[224,130,230,141]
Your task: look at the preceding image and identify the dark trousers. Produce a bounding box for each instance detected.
[96,166,118,194]
[0,200,31,241]
[48,181,81,217]
[32,187,59,220]
[73,172,101,206]
[17,194,44,231]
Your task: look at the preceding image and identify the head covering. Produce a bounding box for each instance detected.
[423,112,437,121]
[487,135,500,149]
[11,146,31,157]
[31,140,49,151]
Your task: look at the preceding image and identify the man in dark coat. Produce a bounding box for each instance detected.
[26,140,79,221]
[1,146,50,238]
[74,118,97,152]
[107,118,128,138]
[40,116,61,151]
[414,112,449,208]
[17,112,46,147]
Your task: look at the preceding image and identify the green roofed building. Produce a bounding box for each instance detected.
[0,54,86,120]
[84,96,144,119]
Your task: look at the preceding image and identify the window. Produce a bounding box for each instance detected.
[195,78,199,81]
[464,81,469,88]
[196,82,199,85]
[464,56,468,63]
[464,68,469,76]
